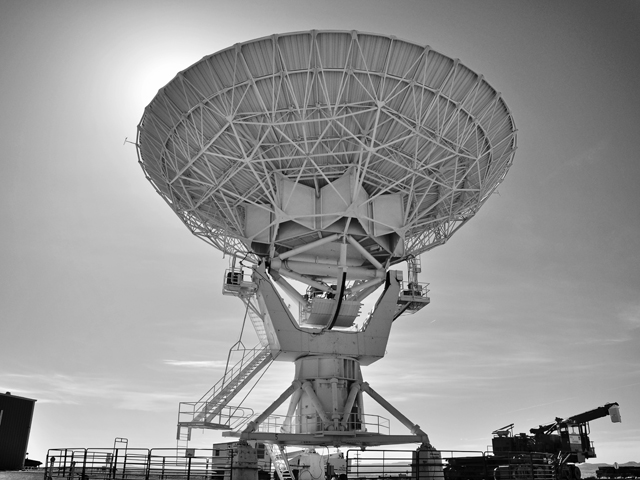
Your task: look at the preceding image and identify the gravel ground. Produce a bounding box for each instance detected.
[0,471,44,480]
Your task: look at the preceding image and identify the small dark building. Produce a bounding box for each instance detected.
[0,392,37,470]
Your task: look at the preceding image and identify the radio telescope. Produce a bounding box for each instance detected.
[136,30,516,458]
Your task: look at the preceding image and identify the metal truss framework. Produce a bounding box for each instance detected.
[136,30,517,265]
[135,30,520,456]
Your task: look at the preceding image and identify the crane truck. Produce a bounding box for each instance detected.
[444,403,621,480]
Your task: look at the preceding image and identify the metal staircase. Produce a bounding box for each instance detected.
[176,262,272,447]
[177,345,272,437]
[242,296,269,346]
[265,443,294,480]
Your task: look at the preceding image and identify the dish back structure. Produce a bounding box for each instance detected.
[137,30,516,267]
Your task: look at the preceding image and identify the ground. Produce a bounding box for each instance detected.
[0,471,43,480]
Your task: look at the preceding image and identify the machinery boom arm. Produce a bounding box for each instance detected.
[530,402,621,435]
[561,402,619,425]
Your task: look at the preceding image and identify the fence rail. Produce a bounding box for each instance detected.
[44,447,560,480]
[45,448,239,480]
[344,448,558,480]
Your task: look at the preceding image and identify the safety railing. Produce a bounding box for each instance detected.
[346,449,471,480]
[177,346,269,427]
[222,269,257,297]
[177,404,254,431]
[399,281,430,299]
[242,297,269,346]
[395,280,431,316]
[44,447,260,480]
[45,448,153,480]
[346,447,443,480]
[255,413,390,435]
[345,448,558,480]
[44,447,558,480]
[444,451,556,480]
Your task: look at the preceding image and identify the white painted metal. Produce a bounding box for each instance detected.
[137,30,518,451]
[136,30,517,277]
[253,265,401,364]
[176,346,270,433]
[265,444,293,480]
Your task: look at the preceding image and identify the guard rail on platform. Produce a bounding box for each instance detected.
[255,413,391,435]
[45,448,243,480]
[44,447,559,480]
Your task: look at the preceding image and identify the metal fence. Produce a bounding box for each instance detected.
[346,448,459,480]
[44,448,238,480]
[44,447,559,480]
[345,448,558,480]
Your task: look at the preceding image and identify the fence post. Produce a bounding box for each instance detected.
[81,450,87,480]
[44,451,51,480]
[145,450,152,480]
[63,449,68,477]
[70,452,76,480]
[483,451,489,480]
[187,456,192,480]
[112,449,119,480]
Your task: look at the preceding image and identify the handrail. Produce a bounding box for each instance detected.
[176,345,271,433]
[255,413,391,435]
[195,345,267,406]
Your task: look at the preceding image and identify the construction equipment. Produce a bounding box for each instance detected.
[444,403,621,480]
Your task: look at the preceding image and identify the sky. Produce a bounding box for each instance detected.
[1,0,639,466]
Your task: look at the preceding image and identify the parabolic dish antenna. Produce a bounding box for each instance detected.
[136,30,516,270]
[135,30,517,453]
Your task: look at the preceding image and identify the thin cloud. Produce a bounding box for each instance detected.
[3,372,182,412]
[619,302,640,329]
[502,397,585,415]
[163,360,227,368]
[112,391,185,412]
[4,373,119,405]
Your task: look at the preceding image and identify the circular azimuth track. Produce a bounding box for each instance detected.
[137,30,517,267]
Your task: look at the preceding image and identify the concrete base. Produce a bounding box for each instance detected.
[228,443,259,480]
[412,446,443,480]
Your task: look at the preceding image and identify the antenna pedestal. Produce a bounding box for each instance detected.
[284,355,364,435]
[253,265,399,365]
[224,354,430,447]
[222,265,430,447]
